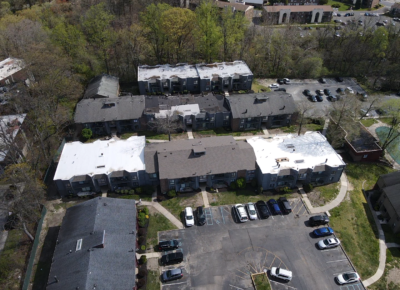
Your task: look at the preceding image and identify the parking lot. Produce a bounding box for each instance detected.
[158,198,364,290]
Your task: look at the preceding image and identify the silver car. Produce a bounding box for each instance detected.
[246,202,257,220]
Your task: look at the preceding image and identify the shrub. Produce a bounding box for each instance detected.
[129,190,135,195]
[81,128,93,139]
[138,228,146,236]
[230,181,237,190]
[140,245,146,251]
[138,236,146,245]
[135,187,142,194]
[140,206,150,215]
[259,186,263,193]
[303,183,313,193]
[251,179,257,188]
[281,187,291,194]
[139,255,147,264]
[137,278,146,288]
[142,185,154,195]
[138,268,148,278]
[167,190,176,197]
[331,3,340,8]
[236,178,246,189]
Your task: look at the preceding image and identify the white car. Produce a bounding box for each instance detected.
[270,267,292,281]
[336,272,360,284]
[318,238,341,249]
[360,109,370,117]
[234,204,249,222]
[269,83,279,88]
[345,87,354,94]
[246,202,257,220]
[184,207,194,227]
[283,78,290,83]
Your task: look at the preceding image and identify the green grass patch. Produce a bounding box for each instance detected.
[379,118,393,126]
[194,127,263,137]
[253,274,271,290]
[252,80,270,93]
[147,212,177,247]
[137,130,186,140]
[160,196,197,220]
[360,118,378,127]
[120,132,136,139]
[146,270,161,290]
[327,0,350,11]
[376,126,400,164]
[368,247,400,289]
[329,163,394,279]
[118,194,152,202]
[317,183,340,203]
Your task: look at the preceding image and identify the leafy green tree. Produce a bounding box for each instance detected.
[82,3,116,74]
[161,8,196,63]
[140,3,172,63]
[52,22,86,57]
[296,56,323,79]
[355,0,362,9]
[220,6,249,61]
[195,0,222,63]
[319,0,328,4]
[81,128,93,139]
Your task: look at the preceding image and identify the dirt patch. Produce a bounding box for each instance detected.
[146,205,158,215]
[179,193,203,208]
[307,190,329,207]
[387,267,400,285]
[147,258,160,271]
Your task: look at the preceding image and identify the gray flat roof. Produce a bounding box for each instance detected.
[74,95,145,123]
[226,92,296,118]
[47,197,137,290]
[83,74,119,99]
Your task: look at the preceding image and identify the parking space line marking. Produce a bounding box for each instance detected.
[236,268,251,277]
[270,280,298,289]
[326,259,348,263]
[278,261,282,268]
[290,199,302,211]
[220,207,225,224]
[229,285,244,290]
[161,282,186,287]
[261,252,268,269]
[321,248,341,252]
[269,257,276,268]
[295,203,305,215]
[205,208,213,225]
[247,262,258,273]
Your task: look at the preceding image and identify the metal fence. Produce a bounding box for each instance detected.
[22,206,47,290]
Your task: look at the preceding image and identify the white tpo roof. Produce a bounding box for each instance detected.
[155,104,200,118]
[138,63,198,82]
[195,60,252,79]
[0,57,25,81]
[246,132,345,174]
[53,136,146,181]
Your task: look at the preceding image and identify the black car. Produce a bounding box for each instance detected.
[255,200,270,219]
[319,78,326,83]
[315,95,323,102]
[274,88,286,92]
[277,78,285,84]
[323,89,331,96]
[309,215,330,226]
[278,197,292,214]
[336,87,344,94]
[158,239,180,251]
[160,252,184,266]
[337,13,341,17]
[197,206,206,226]
[303,89,311,96]
[328,95,337,102]
[162,268,183,282]
[309,95,317,102]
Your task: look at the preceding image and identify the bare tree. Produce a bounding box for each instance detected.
[358,94,381,120]
[296,100,316,136]
[377,99,400,151]
[148,109,183,141]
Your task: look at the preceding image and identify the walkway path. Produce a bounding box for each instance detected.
[200,187,210,208]
[261,125,270,137]
[140,201,184,229]
[322,119,330,136]
[187,128,194,139]
[136,252,161,259]
[0,231,8,255]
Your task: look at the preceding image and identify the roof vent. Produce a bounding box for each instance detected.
[97,165,105,168]
[76,239,83,251]
[295,160,304,163]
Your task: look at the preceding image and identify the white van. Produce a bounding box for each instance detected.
[184,207,194,227]
[234,204,249,222]
[270,267,292,281]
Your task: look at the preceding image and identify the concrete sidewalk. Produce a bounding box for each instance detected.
[201,188,210,208]
[187,128,194,139]
[140,201,184,229]
[136,252,161,259]
[0,231,8,255]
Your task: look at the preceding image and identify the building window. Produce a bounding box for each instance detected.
[225,116,229,120]
[194,80,198,85]
[5,79,10,85]
[363,154,368,158]
[170,180,175,185]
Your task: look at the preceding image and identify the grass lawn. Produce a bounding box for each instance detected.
[160,196,198,220]
[252,80,270,93]
[329,163,394,279]
[376,127,400,164]
[147,212,177,247]
[360,118,378,127]
[282,120,324,134]
[253,273,271,290]
[368,247,400,290]
[0,229,31,289]
[327,0,350,11]
[120,132,136,139]
[146,270,161,290]
[317,182,340,203]
[379,118,393,126]
[194,127,263,138]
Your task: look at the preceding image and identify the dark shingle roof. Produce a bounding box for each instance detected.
[144,136,256,179]
[74,95,145,123]
[83,74,119,99]
[378,171,400,188]
[47,197,137,290]
[226,92,297,119]
[383,183,400,216]
[347,123,382,152]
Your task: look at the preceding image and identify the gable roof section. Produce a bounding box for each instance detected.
[83,74,119,99]
[226,92,296,118]
[215,1,253,12]
[47,197,137,290]
[383,183,400,216]
[144,136,256,179]
[392,2,400,9]
[74,95,145,123]
[378,171,400,188]
[53,136,146,181]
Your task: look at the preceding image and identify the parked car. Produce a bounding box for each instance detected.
[269,83,279,88]
[315,94,323,102]
[162,268,183,282]
[365,12,370,16]
[159,239,180,251]
[268,199,282,215]
[323,89,331,96]
[270,267,293,281]
[246,202,258,220]
[335,33,341,37]
[335,26,342,30]
[319,78,326,83]
[357,92,368,100]
[336,272,361,284]
[328,95,337,102]
[160,252,184,266]
[376,108,388,115]
[274,88,286,92]
[345,87,354,94]
[334,19,342,23]
[278,197,292,214]
[184,207,194,227]
[313,227,334,237]
[316,89,324,95]
[376,22,385,26]
[360,109,370,117]
[336,77,344,82]
[283,78,290,84]
[309,215,329,226]
[303,89,311,96]
[309,95,317,102]
[318,238,341,249]
[197,206,206,226]
[277,78,284,84]
[256,200,270,219]
[235,204,249,222]
[336,87,345,94]
[337,13,341,17]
